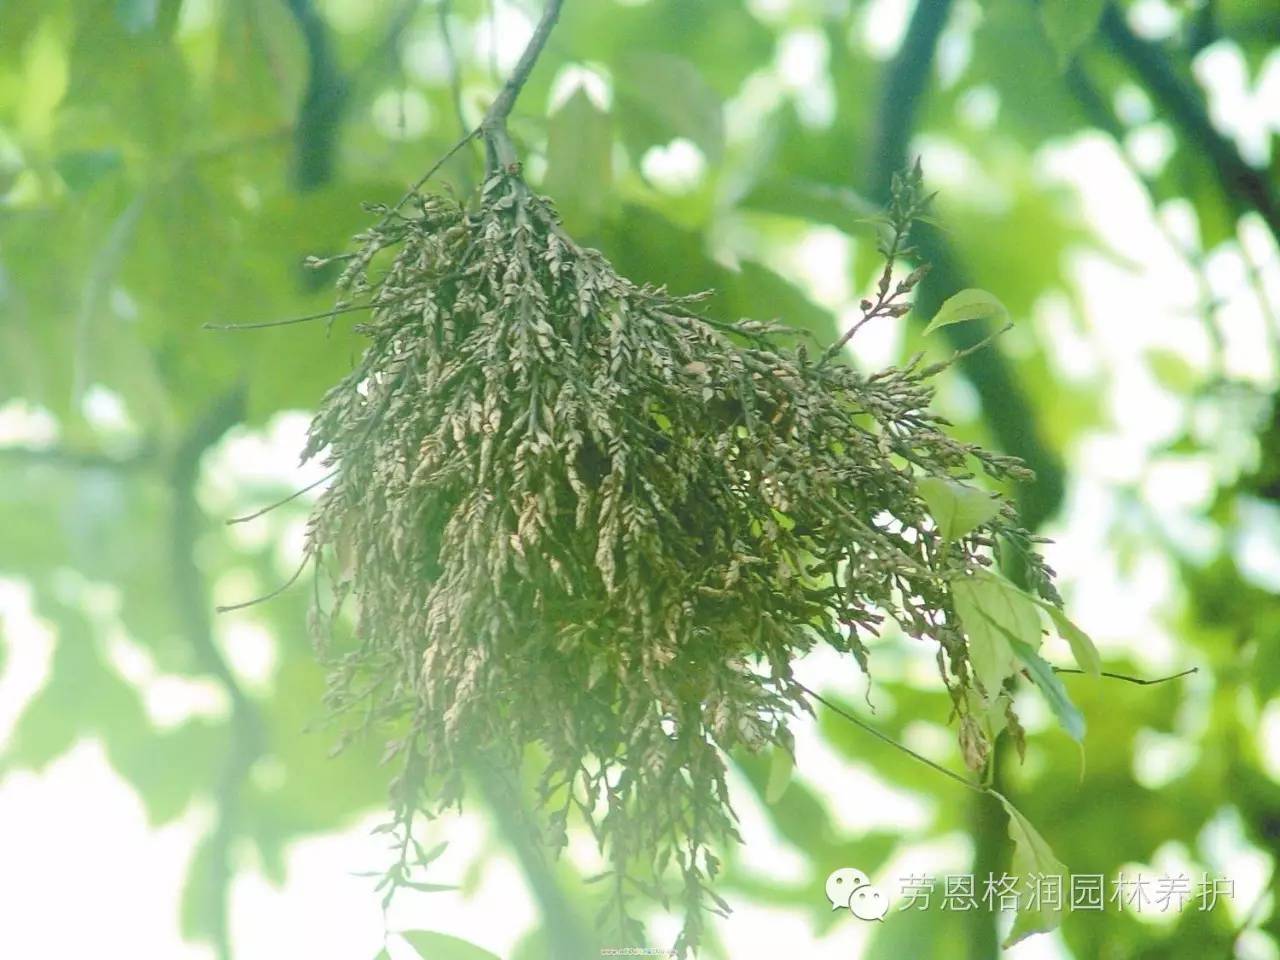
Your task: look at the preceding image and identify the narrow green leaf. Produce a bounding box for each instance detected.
[1037,601,1102,678]
[414,839,449,867]
[917,476,1002,541]
[399,931,502,960]
[1009,637,1086,742]
[400,880,460,893]
[55,149,123,192]
[951,572,1040,697]
[1040,0,1106,66]
[990,790,1068,947]
[764,738,795,804]
[923,288,1009,336]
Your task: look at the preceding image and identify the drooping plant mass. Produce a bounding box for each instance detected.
[300,155,1097,952]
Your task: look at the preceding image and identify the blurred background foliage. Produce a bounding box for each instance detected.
[1,0,1279,958]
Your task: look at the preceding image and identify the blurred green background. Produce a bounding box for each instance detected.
[1,0,1279,957]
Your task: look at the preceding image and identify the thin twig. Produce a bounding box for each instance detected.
[379,128,480,226]
[438,0,481,185]
[203,301,373,331]
[919,320,1015,377]
[215,556,311,614]
[1054,666,1199,686]
[227,470,337,525]
[439,0,469,138]
[795,680,987,796]
[374,0,562,223]
[479,0,565,171]
[800,661,1195,814]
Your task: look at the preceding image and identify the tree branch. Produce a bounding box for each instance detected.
[0,443,153,472]
[438,0,482,185]
[1099,3,1280,246]
[866,0,954,205]
[1064,61,1232,366]
[1186,0,1220,56]
[480,0,565,171]
[439,0,469,138]
[285,0,350,191]
[355,0,421,82]
[170,388,263,960]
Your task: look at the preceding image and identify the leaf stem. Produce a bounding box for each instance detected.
[227,470,337,525]
[794,680,988,796]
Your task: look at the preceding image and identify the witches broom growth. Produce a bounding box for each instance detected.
[285,0,1098,952]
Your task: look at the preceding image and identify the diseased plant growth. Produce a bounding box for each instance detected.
[291,1,1101,953]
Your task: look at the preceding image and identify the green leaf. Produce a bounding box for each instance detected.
[116,0,159,34]
[1036,600,1102,678]
[917,477,1002,541]
[1009,637,1086,742]
[990,790,1068,947]
[1146,348,1200,393]
[417,840,450,867]
[764,735,795,804]
[400,881,460,893]
[55,149,123,192]
[399,931,502,960]
[1040,0,1106,66]
[543,87,613,233]
[951,572,1041,697]
[922,288,1009,336]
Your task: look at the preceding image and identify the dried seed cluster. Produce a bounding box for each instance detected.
[303,168,1052,952]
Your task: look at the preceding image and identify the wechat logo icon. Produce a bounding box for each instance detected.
[825,867,890,921]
